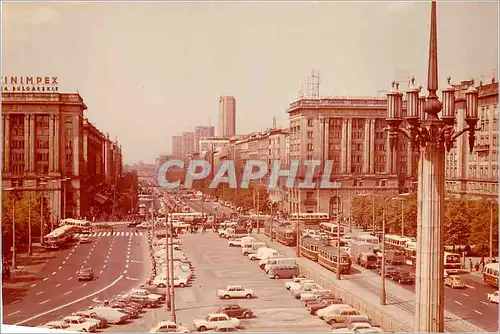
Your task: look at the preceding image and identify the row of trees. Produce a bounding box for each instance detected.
[351,194,498,256]
[2,192,51,257]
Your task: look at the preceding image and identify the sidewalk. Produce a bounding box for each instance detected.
[252,233,485,333]
[3,244,54,287]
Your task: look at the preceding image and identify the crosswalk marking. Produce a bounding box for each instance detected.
[75,231,144,238]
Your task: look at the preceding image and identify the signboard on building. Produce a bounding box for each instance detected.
[2,76,59,92]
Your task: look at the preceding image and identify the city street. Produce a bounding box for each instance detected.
[117,231,331,332]
[2,225,151,327]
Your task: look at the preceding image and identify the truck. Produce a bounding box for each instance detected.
[255,247,280,261]
[349,240,376,265]
[241,242,266,256]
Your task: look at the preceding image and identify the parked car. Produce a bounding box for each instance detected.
[308,298,344,315]
[216,304,254,319]
[193,313,240,332]
[330,315,372,330]
[228,238,242,247]
[292,283,322,299]
[444,275,466,289]
[391,269,414,284]
[217,286,255,299]
[72,311,108,329]
[149,320,190,333]
[331,322,377,332]
[63,315,99,332]
[77,268,96,281]
[78,237,92,244]
[87,307,130,324]
[487,291,499,303]
[300,289,335,303]
[284,277,309,290]
[42,320,72,330]
[207,325,240,332]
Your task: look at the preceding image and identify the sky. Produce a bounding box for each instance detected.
[2,1,498,164]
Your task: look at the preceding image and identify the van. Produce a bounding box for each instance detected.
[359,253,378,269]
[267,265,300,279]
[255,247,279,261]
[258,253,283,269]
[264,258,297,272]
[241,242,266,256]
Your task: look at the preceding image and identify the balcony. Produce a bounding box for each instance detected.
[475,144,490,152]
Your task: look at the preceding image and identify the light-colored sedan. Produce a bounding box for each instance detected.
[150,320,190,333]
[487,291,499,303]
[284,277,307,290]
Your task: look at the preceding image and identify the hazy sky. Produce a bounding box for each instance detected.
[2,1,498,164]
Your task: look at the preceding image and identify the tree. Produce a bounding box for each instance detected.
[467,199,498,256]
[2,192,51,257]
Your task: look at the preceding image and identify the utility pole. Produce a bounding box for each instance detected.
[270,202,274,242]
[336,191,341,280]
[164,206,170,311]
[372,191,375,235]
[169,215,176,322]
[41,194,44,247]
[63,180,67,219]
[401,200,405,237]
[12,199,16,269]
[489,200,494,260]
[381,199,387,305]
[257,186,260,234]
[28,192,32,255]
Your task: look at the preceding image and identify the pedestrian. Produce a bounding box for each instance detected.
[469,258,473,271]
[475,262,479,272]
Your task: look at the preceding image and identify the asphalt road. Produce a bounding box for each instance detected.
[188,199,235,217]
[2,225,151,328]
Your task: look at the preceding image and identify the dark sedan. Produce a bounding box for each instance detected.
[391,270,415,284]
[376,265,397,278]
[216,304,254,319]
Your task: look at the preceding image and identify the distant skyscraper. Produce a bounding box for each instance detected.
[182,132,195,159]
[194,125,215,154]
[218,96,236,137]
[172,136,183,158]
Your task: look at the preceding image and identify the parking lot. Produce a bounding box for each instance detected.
[169,231,331,332]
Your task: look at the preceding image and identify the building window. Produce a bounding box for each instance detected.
[307,131,313,139]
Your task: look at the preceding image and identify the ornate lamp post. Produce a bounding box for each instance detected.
[385,2,479,332]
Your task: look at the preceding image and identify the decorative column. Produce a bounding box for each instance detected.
[340,119,348,173]
[24,114,30,173]
[54,115,60,173]
[29,114,36,172]
[363,118,370,173]
[346,118,353,173]
[73,115,79,176]
[48,115,54,172]
[3,115,10,173]
[370,119,376,173]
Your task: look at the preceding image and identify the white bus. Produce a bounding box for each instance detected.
[44,225,77,249]
[319,222,345,238]
[169,212,205,222]
[290,212,330,222]
[482,262,499,288]
[404,241,462,273]
[60,218,92,234]
[404,240,417,266]
[385,234,415,251]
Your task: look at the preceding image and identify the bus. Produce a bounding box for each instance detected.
[319,222,345,239]
[317,245,351,274]
[353,233,380,246]
[275,226,297,247]
[290,212,330,223]
[169,212,205,222]
[404,240,417,266]
[482,262,499,288]
[44,225,77,249]
[444,252,462,274]
[385,234,415,251]
[60,218,92,234]
[404,243,462,273]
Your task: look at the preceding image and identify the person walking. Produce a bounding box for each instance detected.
[469,258,473,271]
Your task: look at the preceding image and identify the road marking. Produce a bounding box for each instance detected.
[65,257,69,260]
[126,277,141,281]
[465,284,475,289]
[68,277,72,281]
[56,283,61,287]
[30,284,37,288]
[83,260,87,264]
[36,291,44,296]
[473,310,483,315]
[82,283,87,286]
[454,300,463,306]
[58,266,62,270]
[103,264,106,269]
[15,275,124,325]
[12,300,21,304]
[125,264,129,268]
[42,278,49,282]
[62,261,66,265]
[462,293,470,297]
[52,272,56,276]
[39,300,50,305]
[130,260,143,263]
[7,310,20,317]
[100,270,103,274]
[123,269,128,274]
[480,301,489,305]
[63,291,72,296]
